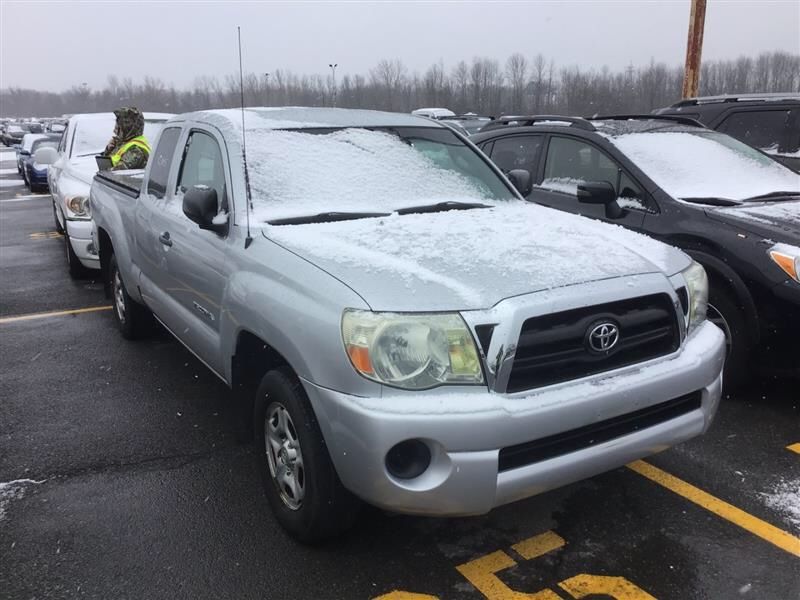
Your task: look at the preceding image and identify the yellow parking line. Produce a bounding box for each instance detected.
[627,460,800,557]
[0,306,112,324]
[787,443,800,455]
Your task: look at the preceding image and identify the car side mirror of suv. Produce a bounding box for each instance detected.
[507,169,532,196]
[183,185,228,234]
[33,146,58,165]
[577,181,625,219]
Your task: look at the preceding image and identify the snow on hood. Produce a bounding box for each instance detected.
[264,203,689,311]
[609,131,800,201]
[711,201,800,241]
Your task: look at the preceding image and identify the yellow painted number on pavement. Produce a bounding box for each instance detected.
[373,592,440,600]
[559,574,656,599]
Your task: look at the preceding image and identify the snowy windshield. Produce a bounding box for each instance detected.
[610,130,800,202]
[71,117,166,158]
[247,126,515,221]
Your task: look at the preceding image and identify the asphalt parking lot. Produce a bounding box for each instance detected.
[0,152,798,600]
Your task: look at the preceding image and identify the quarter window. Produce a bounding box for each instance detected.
[146,127,181,199]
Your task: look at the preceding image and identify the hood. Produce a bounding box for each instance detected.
[65,155,98,186]
[264,203,690,311]
[708,201,800,242]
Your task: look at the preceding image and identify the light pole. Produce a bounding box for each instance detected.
[328,63,338,107]
[264,72,270,105]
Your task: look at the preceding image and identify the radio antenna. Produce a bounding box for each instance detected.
[238,26,254,249]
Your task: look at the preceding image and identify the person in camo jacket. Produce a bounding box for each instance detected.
[104,107,152,170]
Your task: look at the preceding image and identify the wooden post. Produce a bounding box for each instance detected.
[682,0,707,99]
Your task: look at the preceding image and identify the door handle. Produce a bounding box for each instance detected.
[158,232,172,247]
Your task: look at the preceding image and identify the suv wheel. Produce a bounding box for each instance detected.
[109,252,152,339]
[707,288,750,389]
[254,368,360,543]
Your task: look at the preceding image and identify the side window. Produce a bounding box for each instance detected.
[176,131,227,211]
[541,136,648,210]
[489,135,543,174]
[717,110,790,153]
[146,127,181,199]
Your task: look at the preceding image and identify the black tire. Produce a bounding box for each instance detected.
[707,287,751,390]
[65,234,90,279]
[254,368,360,543]
[108,252,153,340]
[52,202,64,234]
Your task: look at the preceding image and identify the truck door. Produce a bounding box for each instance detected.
[154,128,231,374]
[135,126,184,321]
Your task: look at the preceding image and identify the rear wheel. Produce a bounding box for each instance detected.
[707,287,750,390]
[254,368,360,543]
[109,252,152,340]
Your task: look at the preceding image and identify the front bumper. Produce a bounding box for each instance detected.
[304,320,725,516]
[65,218,100,270]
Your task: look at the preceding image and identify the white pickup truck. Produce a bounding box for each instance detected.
[90,107,725,542]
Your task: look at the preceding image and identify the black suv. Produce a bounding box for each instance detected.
[655,94,800,172]
[471,115,800,383]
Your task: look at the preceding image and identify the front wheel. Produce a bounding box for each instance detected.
[707,288,750,389]
[109,252,152,340]
[254,368,360,543]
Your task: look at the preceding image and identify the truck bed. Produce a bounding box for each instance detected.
[94,170,144,199]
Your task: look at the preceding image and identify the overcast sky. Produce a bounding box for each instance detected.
[1,1,798,91]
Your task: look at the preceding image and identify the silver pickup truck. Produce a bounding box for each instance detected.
[90,107,725,542]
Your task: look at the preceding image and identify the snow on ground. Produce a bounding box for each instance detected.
[0,167,19,175]
[610,131,800,201]
[0,178,24,187]
[0,479,44,521]
[760,477,800,532]
[1,150,17,161]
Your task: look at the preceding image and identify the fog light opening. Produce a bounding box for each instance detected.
[385,439,432,480]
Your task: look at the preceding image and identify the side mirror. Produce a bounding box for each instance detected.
[20,150,30,156]
[182,185,227,234]
[507,169,533,196]
[577,181,624,219]
[34,146,58,165]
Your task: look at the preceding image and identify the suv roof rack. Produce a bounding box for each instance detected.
[590,114,706,128]
[669,93,800,108]
[481,115,596,132]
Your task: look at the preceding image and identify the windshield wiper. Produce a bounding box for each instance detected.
[395,201,492,215]
[742,191,800,202]
[680,197,742,207]
[267,211,391,226]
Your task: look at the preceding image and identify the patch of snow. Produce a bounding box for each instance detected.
[538,177,582,195]
[0,178,23,187]
[246,128,504,221]
[716,201,800,227]
[618,197,647,210]
[0,479,44,521]
[760,477,800,531]
[0,150,17,160]
[211,210,228,225]
[610,131,800,201]
[0,168,18,175]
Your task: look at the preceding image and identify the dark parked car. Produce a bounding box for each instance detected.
[654,94,800,172]
[472,115,800,383]
[18,133,60,192]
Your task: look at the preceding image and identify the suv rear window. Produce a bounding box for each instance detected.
[718,110,790,152]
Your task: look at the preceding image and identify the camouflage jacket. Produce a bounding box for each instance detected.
[111,144,149,170]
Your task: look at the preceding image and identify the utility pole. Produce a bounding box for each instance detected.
[329,63,338,107]
[682,0,707,99]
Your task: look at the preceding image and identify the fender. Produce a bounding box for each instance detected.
[684,248,760,344]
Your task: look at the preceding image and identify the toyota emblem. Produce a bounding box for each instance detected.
[588,322,620,353]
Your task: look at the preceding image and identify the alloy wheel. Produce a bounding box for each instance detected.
[265,403,306,511]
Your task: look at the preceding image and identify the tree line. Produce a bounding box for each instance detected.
[1,51,798,119]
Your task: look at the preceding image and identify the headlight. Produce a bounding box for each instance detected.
[681,261,708,334]
[342,310,484,390]
[66,195,90,218]
[769,244,800,284]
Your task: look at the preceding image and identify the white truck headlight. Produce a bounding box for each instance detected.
[66,195,90,219]
[768,244,800,284]
[342,310,484,389]
[682,261,708,334]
